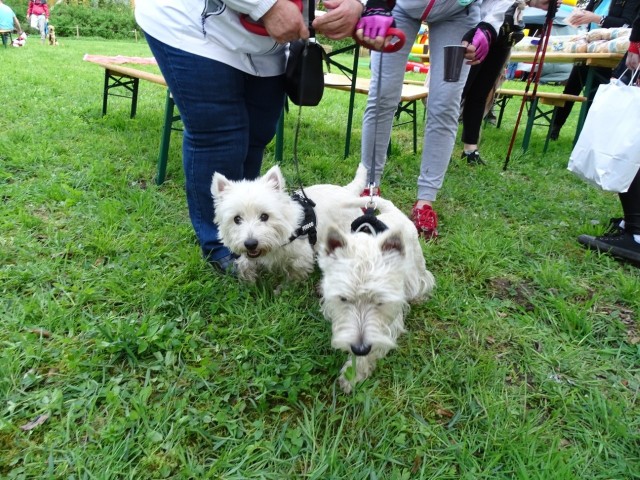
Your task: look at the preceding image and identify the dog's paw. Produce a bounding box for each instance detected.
[338,375,354,394]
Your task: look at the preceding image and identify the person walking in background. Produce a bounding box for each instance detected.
[459,0,526,166]
[355,0,553,239]
[577,17,640,265]
[549,0,640,140]
[134,0,363,273]
[27,0,49,44]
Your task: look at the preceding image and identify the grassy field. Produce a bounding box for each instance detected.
[1,37,639,479]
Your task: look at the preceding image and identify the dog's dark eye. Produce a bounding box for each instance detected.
[260,213,269,222]
[339,296,348,303]
[234,216,242,225]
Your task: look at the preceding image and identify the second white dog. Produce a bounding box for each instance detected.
[318,196,436,393]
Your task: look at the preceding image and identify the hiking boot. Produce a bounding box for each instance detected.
[577,232,640,264]
[461,150,486,166]
[411,202,438,240]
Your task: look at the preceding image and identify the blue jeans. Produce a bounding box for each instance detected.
[145,33,286,261]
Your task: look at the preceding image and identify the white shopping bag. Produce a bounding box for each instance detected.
[30,14,38,29]
[568,74,640,193]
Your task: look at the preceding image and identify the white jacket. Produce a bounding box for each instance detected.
[135,0,287,76]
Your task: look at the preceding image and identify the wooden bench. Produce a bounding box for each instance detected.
[95,62,180,185]
[324,72,429,155]
[494,88,587,153]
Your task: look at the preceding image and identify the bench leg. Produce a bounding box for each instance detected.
[156,90,175,185]
[274,107,285,164]
[130,78,140,119]
[521,98,537,153]
[102,69,110,116]
[543,107,559,154]
[495,96,509,129]
[343,47,360,158]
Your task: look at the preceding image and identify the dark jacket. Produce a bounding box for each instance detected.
[585,0,640,28]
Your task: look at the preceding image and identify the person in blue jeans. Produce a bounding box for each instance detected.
[134,0,363,273]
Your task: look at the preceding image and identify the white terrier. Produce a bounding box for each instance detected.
[318,196,436,393]
[211,165,367,282]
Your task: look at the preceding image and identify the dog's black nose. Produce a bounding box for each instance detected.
[350,343,371,356]
[244,238,258,251]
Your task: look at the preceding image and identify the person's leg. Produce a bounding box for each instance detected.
[416,6,479,202]
[37,14,46,42]
[360,5,421,187]
[461,42,511,161]
[620,170,640,236]
[145,33,285,265]
[577,170,640,264]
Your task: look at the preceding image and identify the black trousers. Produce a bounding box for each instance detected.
[461,40,512,145]
[552,64,612,130]
[620,169,640,235]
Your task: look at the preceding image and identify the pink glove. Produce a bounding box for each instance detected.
[461,22,496,63]
[356,7,394,40]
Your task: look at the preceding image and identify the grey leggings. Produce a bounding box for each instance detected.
[360,2,479,201]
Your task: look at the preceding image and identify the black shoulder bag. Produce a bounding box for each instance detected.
[285,0,327,106]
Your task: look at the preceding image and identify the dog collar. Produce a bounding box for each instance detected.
[288,192,317,246]
[351,208,388,235]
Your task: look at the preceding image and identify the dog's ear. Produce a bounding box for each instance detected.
[380,231,405,256]
[211,172,231,198]
[325,225,347,255]
[262,165,285,191]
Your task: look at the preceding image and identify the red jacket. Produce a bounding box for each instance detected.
[27,1,49,19]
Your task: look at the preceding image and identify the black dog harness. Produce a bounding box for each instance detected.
[288,192,318,245]
[351,207,388,235]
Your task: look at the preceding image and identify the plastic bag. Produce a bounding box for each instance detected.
[568,71,640,192]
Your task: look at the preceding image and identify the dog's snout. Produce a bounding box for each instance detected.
[244,238,259,251]
[350,343,371,356]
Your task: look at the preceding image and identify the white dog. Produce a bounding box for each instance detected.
[211,165,367,282]
[318,196,436,393]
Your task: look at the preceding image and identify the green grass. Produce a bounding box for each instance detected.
[1,37,639,479]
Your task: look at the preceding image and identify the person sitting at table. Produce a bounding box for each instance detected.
[459,0,526,166]
[0,0,23,47]
[355,0,553,239]
[577,18,640,265]
[549,0,640,140]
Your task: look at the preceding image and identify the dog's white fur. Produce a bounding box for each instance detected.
[211,165,367,282]
[318,196,435,393]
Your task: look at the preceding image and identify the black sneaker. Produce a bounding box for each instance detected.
[603,217,624,236]
[461,150,486,166]
[577,232,640,264]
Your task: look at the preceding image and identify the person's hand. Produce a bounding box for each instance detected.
[354,0,394,51]
[627,42,640,70]
[564,9,599,27]
[262,0,309,43]
[313,0,363,40]
[527,0,561,11]
[461,23,495,64]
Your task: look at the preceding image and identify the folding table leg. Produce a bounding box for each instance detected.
[156,90,176,185]
[521,98,537,153]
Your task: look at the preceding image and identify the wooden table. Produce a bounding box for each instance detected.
[416,51,624,144]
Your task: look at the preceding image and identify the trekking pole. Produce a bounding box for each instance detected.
[503,0,558,170]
